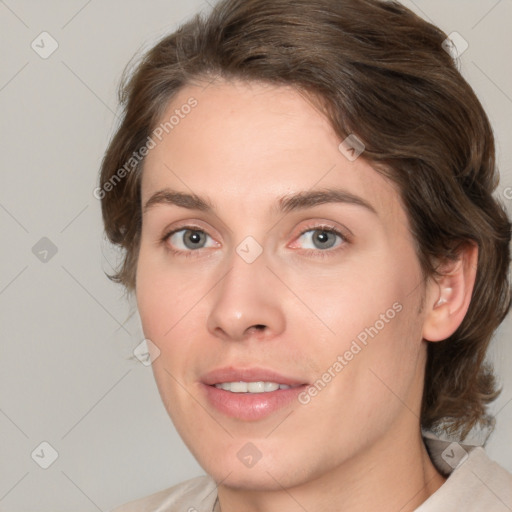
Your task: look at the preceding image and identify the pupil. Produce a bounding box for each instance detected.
[315,230,334,248]
[186,230,204,248]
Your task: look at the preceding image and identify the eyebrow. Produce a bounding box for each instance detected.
[142,187,377,216]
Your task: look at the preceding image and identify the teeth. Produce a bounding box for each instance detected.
[264,382,279,392]
[249,381,265,393]
[214,381,293,393]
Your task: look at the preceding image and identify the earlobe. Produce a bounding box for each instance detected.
[422,243,478,342]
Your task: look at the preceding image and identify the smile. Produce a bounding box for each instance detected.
[213,381,299,393]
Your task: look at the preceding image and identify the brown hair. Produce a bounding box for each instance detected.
[98,0,511,440]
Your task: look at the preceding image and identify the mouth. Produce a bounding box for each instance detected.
[211,381,301,393]
[200,366,309,421]
[201,366,308,389]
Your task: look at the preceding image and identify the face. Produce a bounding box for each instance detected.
[136,79,429,490]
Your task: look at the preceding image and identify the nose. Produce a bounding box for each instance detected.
[206,246,286,342]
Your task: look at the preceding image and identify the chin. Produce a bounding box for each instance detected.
[209,467,298,491]
[196,449,313,491]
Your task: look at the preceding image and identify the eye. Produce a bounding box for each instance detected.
[164,227,217,253]
[161,223,349,258]
[294,226,347,251]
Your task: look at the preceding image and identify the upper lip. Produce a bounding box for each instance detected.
[201,366,307,387]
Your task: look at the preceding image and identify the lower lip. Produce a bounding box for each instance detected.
[201,383,307,421]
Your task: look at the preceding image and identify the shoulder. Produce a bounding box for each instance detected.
[416,446,512,511]
[110,475,218,512]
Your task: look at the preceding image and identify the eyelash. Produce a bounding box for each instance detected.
[160,223,350,259]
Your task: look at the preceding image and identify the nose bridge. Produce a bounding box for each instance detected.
[206,241,285,341]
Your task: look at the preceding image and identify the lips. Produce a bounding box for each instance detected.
[201,366,307,387]
[200,366,309,421]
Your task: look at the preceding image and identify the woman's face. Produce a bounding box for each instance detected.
[136,79,430,489]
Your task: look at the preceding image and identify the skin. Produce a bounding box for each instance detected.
[136,78,477,512]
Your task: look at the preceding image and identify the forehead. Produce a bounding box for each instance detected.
[141,79,405,223]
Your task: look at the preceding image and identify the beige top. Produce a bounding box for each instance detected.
[111,434,512,512]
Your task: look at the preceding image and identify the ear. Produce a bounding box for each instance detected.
[422,243,478,342]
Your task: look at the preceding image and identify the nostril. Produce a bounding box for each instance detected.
[244,324,267,337]
[248,324,266,332]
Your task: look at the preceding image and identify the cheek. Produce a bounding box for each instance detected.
[288,261,414,354]
[302,297,425,454]
[135,251,213,404]
[300,252,425,407]
[135,246,208,339]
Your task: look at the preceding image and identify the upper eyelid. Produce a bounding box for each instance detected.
[167,223,344,237]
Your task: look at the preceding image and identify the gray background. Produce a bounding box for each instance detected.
[1,1,511,510]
